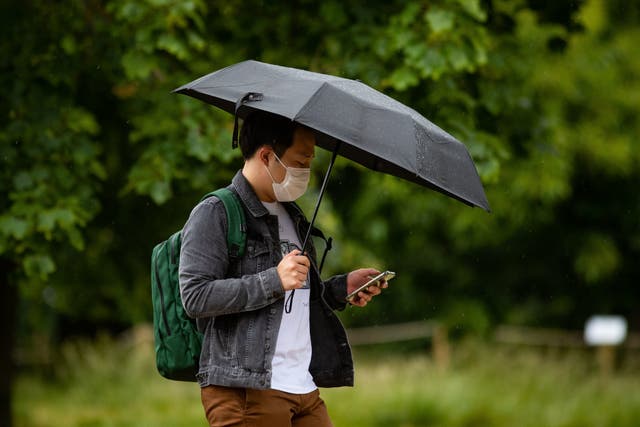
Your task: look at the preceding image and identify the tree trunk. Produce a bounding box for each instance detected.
[0,259,17,427]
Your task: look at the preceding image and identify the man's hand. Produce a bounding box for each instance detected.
[347,268,388,307]
[277,250,310,291]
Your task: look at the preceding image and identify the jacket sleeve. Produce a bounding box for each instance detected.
[179,198,285,318]
[320,273,349,311]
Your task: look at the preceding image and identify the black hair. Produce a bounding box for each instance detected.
[238,110,297,160]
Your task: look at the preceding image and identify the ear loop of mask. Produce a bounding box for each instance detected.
[264,155,277,182]
[264,150,284,183]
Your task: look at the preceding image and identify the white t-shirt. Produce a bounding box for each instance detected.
[262,201,316,394]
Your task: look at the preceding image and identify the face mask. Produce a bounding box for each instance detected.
[265,152,310,202]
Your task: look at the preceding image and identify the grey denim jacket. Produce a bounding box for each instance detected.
[179,171,354,389]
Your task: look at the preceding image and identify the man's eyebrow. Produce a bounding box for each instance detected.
[295,150,315,158]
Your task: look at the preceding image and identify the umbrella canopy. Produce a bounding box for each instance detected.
[174,60,490,212]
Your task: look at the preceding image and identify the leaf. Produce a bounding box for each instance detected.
[445,45,472,71]
[149,181,172,204]
[574,234,620,284]
[387,66,420,91]
[456,0,487,22]
[37,208,76,234]
[421,49,448,79]
[426,8,455,34]
[398,2,422,27]
[23,254,56,280]
[67,227,85,251]
[157,34,189,61]
[65,108,100,135]
[186,126,214,161]
[0,215,31,240]
[121,51,156,80]
[61,35,76,54]
[13,171,34,191]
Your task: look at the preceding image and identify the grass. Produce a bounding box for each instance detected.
[14,326,640,427]
[326,343,640,427]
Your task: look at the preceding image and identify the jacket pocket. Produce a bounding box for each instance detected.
[211,310,265,370]
[242,238,273,274]
[212,314,239,365]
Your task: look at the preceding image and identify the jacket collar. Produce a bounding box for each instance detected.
[231,170,269,218]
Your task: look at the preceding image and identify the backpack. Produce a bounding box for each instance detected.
[150,188,246,382]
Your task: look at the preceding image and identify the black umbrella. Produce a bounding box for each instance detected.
[174,60,490,248]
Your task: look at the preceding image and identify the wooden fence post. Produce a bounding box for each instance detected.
[596,345,616,377]
[432,324,450,371]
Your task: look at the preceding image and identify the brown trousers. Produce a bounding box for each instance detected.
[201,385,334,427]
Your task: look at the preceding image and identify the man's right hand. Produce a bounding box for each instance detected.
[277,249,310,291]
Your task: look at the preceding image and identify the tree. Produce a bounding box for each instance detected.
[1,3,109,424]
[323,0,640,331]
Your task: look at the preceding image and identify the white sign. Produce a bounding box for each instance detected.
[584,315,627,346]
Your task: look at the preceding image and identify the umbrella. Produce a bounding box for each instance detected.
[174,60,490,247]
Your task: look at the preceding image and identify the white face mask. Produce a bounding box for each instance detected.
[265,152,311,202]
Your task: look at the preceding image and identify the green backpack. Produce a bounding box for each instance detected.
[151,188,246,381]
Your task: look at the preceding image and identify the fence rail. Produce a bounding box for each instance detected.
[346,320,451,369]
[346,320,438,346]
[345,321,640,374]
[493,325,640,350]
[346,321,640,350]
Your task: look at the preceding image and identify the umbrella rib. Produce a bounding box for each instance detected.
[195,82,269,90]
[292,81,331,124]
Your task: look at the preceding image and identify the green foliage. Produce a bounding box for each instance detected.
[324,0,640,328]
[107,0,242,205]
[1,0,639,344]
[383,0,488,86]
[1,2,105,279]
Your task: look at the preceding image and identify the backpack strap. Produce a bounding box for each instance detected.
[200,188,246,259]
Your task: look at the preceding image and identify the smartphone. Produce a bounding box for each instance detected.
[346,271,396,302]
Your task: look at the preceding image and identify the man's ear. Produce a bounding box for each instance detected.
[257,146,271,166]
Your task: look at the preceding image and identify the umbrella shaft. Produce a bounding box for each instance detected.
[301,141,341,255]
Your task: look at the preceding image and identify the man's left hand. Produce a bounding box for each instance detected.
[346,268,388,307]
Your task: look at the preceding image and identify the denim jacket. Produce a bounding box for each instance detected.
[179,171,354,389]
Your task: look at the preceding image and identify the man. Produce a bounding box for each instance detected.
[179,111,387,426]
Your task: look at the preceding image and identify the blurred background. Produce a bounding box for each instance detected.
[2,0,639,426]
